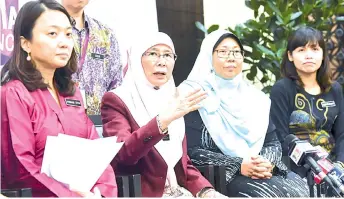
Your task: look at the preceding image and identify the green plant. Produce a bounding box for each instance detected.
[196,0,344,93]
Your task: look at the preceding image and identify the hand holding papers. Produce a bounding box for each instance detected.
[41,134,123,192]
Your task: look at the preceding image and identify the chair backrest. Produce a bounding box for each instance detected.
[116,174,142,197]
[88,115,103,138]
[88,115,142,197]
[1,188,32,197]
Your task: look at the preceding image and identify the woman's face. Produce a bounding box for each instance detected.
[288,42,323,76]
[21,10,74,70]
[212,37,244,79]
[141,44,176,87]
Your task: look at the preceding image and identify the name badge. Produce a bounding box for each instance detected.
[91,53,105,60]
[321,101,336,108]
[65,99,82,107]
[162,134,170,141]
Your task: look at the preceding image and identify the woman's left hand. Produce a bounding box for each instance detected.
[250,156,273,179]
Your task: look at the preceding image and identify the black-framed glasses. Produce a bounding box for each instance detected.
[142,51,177,62]
[214,50,244,59]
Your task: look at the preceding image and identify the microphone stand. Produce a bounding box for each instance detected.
[306,170,316,197]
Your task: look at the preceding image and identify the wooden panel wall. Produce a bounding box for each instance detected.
[156,0,204,85]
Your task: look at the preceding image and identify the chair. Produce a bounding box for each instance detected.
[196,165,227,195]
[88,114,103,138]
[213,165,227,195]
[1,188,32,197]
[196,165,215,186]
[88,115,142,197]
[116,174,141,197]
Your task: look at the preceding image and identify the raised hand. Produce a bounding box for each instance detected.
[158,88,207,130]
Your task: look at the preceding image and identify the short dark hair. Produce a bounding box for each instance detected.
[281,26,332,92]
[1,0,77,96]
[212,33,244,53]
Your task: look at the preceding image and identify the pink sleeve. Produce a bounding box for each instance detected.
[2,87,80,197]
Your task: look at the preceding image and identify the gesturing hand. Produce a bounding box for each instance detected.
[158,88,207,129]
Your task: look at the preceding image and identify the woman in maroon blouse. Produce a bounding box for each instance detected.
[1,0,117,197]
[101,32,226,197]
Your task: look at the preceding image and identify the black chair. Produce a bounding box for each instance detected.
[196,165,215,186]
[116,174,141,197]
[1,188,32,197]
[196,165,227,195]
[213,165,227,195]
[89,115,142,197]
[88,114,104,137]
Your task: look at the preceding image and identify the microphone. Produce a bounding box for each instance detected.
[288,137,344,196]
[286,135,334,187]
[314,158,333,184]
[328,163,344,194]
[285,134,317,166]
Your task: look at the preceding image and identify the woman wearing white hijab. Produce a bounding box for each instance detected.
[180,30,309,197]
[101,32,226,197]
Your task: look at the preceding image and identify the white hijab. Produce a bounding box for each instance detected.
[180,30,271,159]
[112,32,184,187]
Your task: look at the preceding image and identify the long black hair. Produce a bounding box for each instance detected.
[281,26,332,92]
[1,0,77,96]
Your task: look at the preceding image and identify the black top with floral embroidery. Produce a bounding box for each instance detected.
[270,78,344,162]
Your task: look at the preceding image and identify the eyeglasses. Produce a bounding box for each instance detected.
[214,50,244,59]
[142,51,177,62]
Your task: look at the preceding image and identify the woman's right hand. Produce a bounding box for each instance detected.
[158,88,207,129]
[241,156,271,179]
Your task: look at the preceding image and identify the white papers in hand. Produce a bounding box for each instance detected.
[41,134,123,192]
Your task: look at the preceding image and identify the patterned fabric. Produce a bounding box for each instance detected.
[188,123,309,197]
[71,14,122,115]
[289,92,337,155]
[162,184,193,197]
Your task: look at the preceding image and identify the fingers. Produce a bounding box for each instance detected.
[256,162,272,169]
[252,166,268,173]
[251,156,268,164]
[187,89,207,102]
[189,95,207,107]
[184,88,202,98]
[261,171,272,179]
[250,171,265,178]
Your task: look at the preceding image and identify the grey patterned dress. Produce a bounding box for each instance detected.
[185,111,310,197]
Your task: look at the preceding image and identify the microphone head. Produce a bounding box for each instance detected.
[285,134,300,152]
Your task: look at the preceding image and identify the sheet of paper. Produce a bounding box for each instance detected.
[41,134,123,192]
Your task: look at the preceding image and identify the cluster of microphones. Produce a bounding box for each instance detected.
[286,134,344,197]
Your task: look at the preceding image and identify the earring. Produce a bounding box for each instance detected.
[27,53,31,61]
